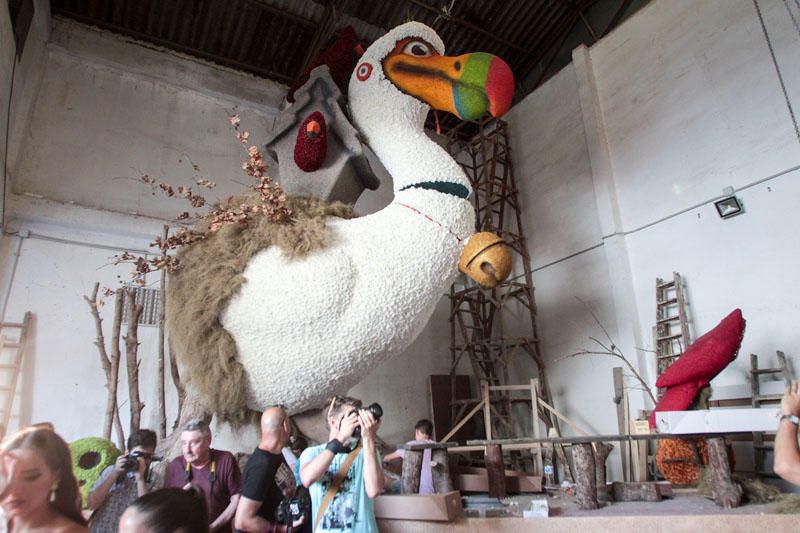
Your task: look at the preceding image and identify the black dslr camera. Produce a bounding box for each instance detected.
[351,403,383,439]
[276,495,310,533]
[121,450,147,471]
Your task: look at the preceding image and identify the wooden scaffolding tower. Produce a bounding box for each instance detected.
[443,117,561,457]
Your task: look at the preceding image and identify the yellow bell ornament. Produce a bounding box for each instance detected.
[459,232,512,288]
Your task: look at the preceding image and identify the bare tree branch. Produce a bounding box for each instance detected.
[557,298,657,406]
[124,289,145,433]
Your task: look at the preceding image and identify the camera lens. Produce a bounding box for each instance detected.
[367,403,383,420]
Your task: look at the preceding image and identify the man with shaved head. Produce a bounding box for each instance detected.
[235,406,306,533]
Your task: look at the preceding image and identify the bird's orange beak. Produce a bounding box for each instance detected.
[383,39,514,121]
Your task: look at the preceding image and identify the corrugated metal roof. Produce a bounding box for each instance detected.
[50,0,646,134]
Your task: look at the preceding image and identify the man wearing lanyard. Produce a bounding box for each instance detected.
[165,420,243,532]
[299,396,382,533]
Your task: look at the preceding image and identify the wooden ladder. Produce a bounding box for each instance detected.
[751,351,792,476]
[653,272,691,397]
[0,312,33,439]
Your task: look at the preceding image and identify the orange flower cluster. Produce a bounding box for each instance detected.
[655,438,709,485]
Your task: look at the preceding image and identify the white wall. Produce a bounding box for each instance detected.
[506,0,800,478]
[0,15,454,455]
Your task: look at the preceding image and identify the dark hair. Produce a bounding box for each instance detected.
[415,419,434,437]
[128,487,209,533]
[1,427,86,526]
[289,435,308,457]
[324,396,362,428]
[127,429,157,451]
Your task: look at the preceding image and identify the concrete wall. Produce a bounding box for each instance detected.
[0,13,453,455]
[506,0,800,478]
[2,0,51,228]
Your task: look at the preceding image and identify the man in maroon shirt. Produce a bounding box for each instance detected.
[165,420,243,532]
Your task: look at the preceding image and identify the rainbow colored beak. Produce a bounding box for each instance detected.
[384,51,514,120]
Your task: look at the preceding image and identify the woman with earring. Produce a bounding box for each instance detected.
[0,426,87,532]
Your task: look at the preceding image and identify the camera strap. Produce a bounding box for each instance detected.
[314,445,361,530]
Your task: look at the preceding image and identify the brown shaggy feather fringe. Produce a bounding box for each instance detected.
[166,194,354,428]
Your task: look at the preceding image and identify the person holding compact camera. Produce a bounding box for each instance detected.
[234,406,307,533]
[299,396,383,533]
[88,429,158,533]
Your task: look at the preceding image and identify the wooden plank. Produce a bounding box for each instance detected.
[439,399,486,443]
[656,408,780,434]
[454,467,542,493]
[448,443,564,453]
[613,367,630,482]
[630,420,650,482]
[537,398,590,436]
[488,385,532,391]
[482,381,492,440]
[531,378,543,475]
[374,491,462,522]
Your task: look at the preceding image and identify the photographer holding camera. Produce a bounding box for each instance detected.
[234,406,306,533]
[88,429,158,532]
[299,396,383,533]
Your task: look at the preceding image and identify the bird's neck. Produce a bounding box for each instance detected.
[360,111,468,199]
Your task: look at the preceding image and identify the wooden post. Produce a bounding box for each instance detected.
[531,378,543,475]
[573,443,599,510]
[401,449,423,494]
[594,442,614,502]
[613,366,630,481]
[430,447,453,493]
[157,226,169,438]
[485,443,506,498]
[124,289,145,433]
[482,381,492,440]
[707,437,742,509]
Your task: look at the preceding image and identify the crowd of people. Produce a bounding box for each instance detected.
[6,381,800,531]
[4,379,800,531]
[0,395,438,533]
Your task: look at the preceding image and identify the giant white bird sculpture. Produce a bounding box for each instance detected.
[169,21,514,427]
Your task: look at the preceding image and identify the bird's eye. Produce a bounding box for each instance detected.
[403,41,432,57]
[356,62,372,81]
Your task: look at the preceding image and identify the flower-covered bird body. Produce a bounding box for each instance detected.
[178,22,514,418]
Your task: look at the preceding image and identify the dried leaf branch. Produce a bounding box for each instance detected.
[112,114,292,286]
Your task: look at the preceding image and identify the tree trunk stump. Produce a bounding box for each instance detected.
[707,437,742,509]
[401,449,423,494]
[431,447,453,493]
[485,444,506,498]
[594,442,614,502]
[611,482,662,502]
[573,443,599,510]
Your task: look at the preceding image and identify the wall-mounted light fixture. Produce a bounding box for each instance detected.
[714,195,744,219]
